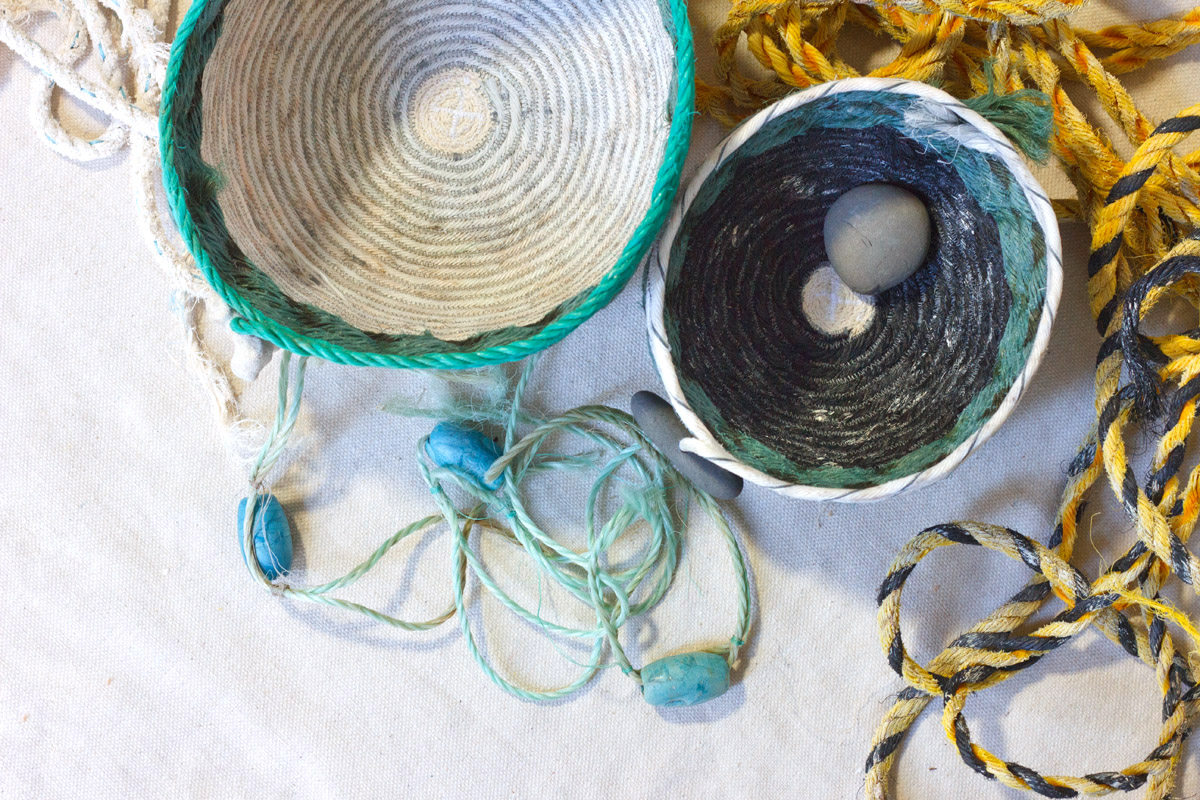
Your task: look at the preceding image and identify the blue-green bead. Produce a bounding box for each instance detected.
[426,422,504,490]
[236,495,293,580]
[640,652,730,707]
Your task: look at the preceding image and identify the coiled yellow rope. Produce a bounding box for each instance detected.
[705,1,1200,796]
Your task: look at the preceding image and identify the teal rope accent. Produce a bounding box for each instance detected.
[159,0,695,370]
[963,74,1053,164]
[240,355,753,702]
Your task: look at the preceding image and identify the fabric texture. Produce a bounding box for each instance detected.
[4,1,1200,798]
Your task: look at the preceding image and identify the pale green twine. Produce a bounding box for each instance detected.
[240,353,753,702]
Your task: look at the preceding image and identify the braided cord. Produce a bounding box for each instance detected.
[240,355,753,702]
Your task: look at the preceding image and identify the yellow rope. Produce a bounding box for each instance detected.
[702,2,1200,796]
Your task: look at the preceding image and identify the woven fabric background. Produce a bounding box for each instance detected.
[2,1,1199,797]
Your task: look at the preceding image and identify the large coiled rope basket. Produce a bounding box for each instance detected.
[161,0,693,369]
[647,79,1062,502]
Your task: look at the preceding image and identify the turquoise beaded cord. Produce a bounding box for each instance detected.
[239,353,753,703]
[159,0,695,370]
[236,495,292,580]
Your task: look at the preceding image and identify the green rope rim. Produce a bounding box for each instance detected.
[159,0,694,370]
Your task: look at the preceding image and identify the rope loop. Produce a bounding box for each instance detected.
[876,521,1200,796]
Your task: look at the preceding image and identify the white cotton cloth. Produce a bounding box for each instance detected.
[3,1,1200,797]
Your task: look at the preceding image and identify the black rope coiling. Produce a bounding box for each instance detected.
[665,123,1012,490]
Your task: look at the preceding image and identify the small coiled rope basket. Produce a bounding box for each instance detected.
[647,79,1062,502]
[160,0,693,369]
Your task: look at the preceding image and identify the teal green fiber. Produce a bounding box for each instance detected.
[963,72,1053,164]
[641,652,731,707]
[159,0,695,370]
[244,354,754,703]
[667,91,1047,489]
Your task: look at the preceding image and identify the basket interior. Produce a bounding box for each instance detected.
[163,0,689,367]
[663,91,1049,490]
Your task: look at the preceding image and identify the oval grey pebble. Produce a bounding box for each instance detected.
[823,183,932,295]
[631,391,744,501]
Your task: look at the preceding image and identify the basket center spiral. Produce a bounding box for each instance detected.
[195,0,677,342]
[411,68,494,156]
[801,264,877,338]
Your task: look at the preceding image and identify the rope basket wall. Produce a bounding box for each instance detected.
[647,78,1062,502]
[160,0,693,369]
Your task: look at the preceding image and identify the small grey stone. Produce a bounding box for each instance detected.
[823,183,932,294]
[630,391,744,501]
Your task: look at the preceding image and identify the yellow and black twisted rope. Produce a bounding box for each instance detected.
[702,1,1200,797]
[864,111,1200,800]
[874,520,1200,797]
[867,114,1200,797]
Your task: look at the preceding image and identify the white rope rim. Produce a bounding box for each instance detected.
[646,77,1063,503]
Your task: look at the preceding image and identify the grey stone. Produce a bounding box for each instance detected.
[630,391,744,501]
[823,183,932,294]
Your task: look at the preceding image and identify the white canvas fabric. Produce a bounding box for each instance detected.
[3,2,1200,797]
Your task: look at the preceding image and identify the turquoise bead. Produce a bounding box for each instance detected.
[236,495,293,580]
[640,652,730,707]
[425,422,504,490]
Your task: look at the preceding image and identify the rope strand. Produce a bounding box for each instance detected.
[2,0,252,442]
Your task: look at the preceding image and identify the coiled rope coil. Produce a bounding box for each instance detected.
[160,0,696,369]
[649,77,1061,500]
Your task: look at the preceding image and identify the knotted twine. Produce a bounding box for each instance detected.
[705,1,1200,797]
[240,353,753,701]
[0,0,255,439]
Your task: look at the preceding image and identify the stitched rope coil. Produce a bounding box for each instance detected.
[160,0,695,369]
[647,78,1061,501]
